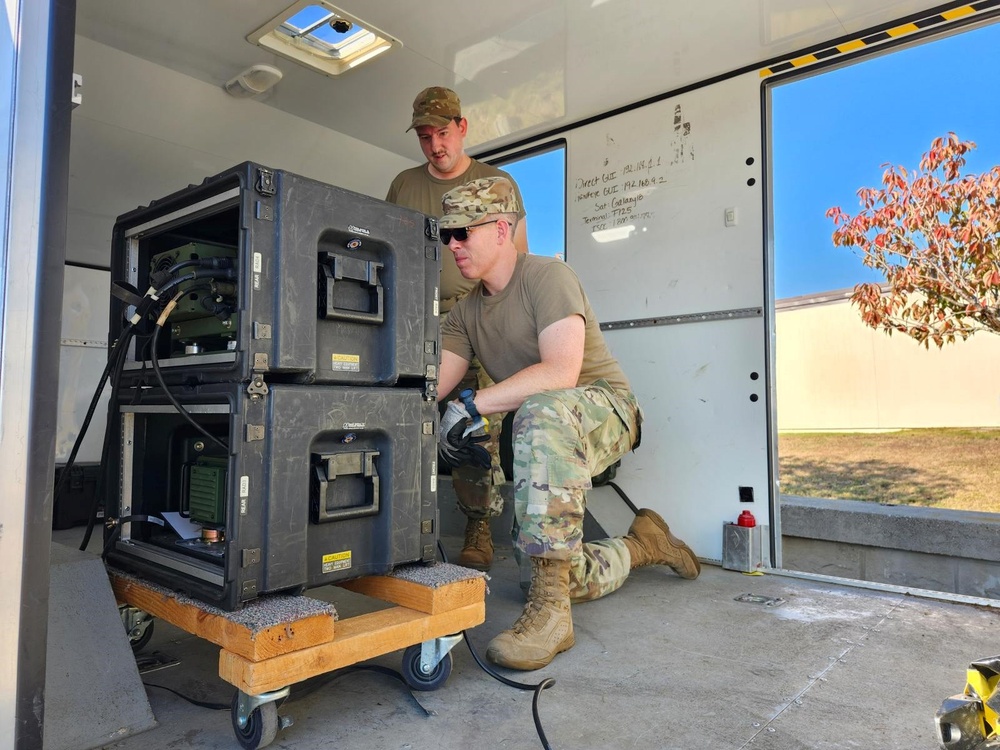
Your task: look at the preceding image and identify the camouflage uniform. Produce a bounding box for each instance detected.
[511,382,641,603]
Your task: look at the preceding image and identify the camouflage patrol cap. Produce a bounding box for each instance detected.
[439,176,520,229]
[406,86,462,131]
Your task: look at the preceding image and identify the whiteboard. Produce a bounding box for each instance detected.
[564,72,771,561]
[567,72,764,323]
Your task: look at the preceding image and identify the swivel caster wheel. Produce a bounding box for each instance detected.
[119,605,154,652]
[402,643,453,691]
[231,689,289,750]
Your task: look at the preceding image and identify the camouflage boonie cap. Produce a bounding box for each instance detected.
[406,86,462,131]
[439,176,520,229]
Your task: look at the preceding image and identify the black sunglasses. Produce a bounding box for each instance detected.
[440,219,501,244]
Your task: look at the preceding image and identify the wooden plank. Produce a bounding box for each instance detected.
[110,574,336,661]
[218,601,486,694]
[337,574,486,615]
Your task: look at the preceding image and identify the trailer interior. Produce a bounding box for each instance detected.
[3,1,1000,748]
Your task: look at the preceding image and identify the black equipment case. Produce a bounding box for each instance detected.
[105,382,439,610]
[109,161,441,388]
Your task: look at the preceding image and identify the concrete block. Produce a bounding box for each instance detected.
[864,547,957,592]
[781,537,863,579]
[43,543,155,750]
[782,496,1000,562]
[956,559,1000,599]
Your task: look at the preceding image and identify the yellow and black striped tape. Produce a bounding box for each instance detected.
[760,1,997,77]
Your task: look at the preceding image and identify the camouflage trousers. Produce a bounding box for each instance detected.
[445,360,506,520]
[511,381,641,603]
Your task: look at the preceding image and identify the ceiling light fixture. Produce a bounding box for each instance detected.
[223,64,283,98]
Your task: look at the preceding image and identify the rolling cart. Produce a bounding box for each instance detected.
[110,563,486,749]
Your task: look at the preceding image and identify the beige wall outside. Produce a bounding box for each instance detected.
[775,292,1000,430]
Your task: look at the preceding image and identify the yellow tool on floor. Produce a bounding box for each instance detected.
[936,658,1000,749]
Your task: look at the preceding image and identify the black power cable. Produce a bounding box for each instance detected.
[61,319,139,552]
[437,541,557,750]
[141,663,435,719]
[78,327,157,552]
[142,682,229,711]
[149,289,230,454]
[55,319,137,509]
[74,264,234,550]
[462,630,556,749]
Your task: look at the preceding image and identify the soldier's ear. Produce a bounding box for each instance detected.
[496,217,512,245]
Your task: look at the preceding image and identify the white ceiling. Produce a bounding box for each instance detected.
[74,0,957,161]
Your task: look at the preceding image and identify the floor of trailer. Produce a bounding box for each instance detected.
[51,486,998,750]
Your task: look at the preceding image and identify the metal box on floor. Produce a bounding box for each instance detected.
[104,382,439,610]
[109,162,440,388]
[721,522,771,573]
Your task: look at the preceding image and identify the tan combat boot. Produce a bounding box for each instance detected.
[458,518,493,571]
[486,557,574,671]
[622,509,701,580]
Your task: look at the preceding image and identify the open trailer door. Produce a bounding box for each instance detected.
[0,1,76,747]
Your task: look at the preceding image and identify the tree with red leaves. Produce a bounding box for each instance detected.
[826,133,1000,348]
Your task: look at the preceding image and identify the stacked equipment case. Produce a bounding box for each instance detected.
[104,163,441,610]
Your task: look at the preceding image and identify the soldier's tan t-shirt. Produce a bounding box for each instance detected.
[441,254,630,391]
[385,160,526,311]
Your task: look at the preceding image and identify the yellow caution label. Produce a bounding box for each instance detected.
[330,353,360,372]
[322,550,352,573]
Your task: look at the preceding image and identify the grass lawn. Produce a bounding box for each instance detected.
[778,428,1000,513]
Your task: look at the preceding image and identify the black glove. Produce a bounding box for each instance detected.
[438,399,490,469]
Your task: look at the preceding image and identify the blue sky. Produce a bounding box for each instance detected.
[500,148,566,258]
[498,20,1000,295]
[771,20,1000,299]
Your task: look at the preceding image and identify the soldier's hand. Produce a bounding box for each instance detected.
[438,401,490,469]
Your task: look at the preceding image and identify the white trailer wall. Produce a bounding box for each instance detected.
[565,72,769,562]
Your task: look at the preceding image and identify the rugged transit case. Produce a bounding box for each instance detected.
[104,382,439,611]
[108,161,441,388]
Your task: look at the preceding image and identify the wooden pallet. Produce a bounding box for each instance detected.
[110,565,486,695]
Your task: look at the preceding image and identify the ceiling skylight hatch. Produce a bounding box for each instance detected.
[248,2,400,76]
